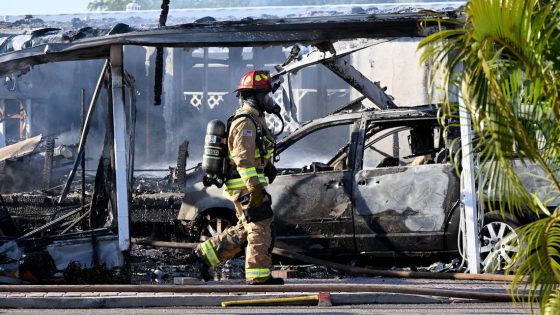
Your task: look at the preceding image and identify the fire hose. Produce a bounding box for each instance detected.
[0,240,531,303]
[131,239,522,282]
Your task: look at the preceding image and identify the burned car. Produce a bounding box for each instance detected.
[179,105,452,256]
[178,103,536,270]
[171,24,473,263]
[179,82,560,273]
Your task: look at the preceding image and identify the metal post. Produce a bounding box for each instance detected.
[81,88,87,230]
[24,99,31,138]
[164,48,182,158]
[110,45,130,251]
[81,89,86,203]
[202,47,209,112]
[316,65,326,116]
[0,99,5,148]
[459,92,481,274]
[228,48,243,106]
[144,47,153,161]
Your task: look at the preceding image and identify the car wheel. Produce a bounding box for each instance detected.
[479,212,521,273]
[195,209,236,242]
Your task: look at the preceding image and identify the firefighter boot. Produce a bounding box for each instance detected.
[187,249,212,282]
[247,276,284,285]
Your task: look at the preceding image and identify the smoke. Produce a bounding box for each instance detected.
[121,44,355,172]
[1,37,430,193]
[53,130,79,146]
[0,59,110,192]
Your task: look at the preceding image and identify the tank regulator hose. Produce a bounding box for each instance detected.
[274,112,285,137]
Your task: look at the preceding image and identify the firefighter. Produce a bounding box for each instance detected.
[194,70,284,285]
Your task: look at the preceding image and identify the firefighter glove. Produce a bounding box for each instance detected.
[247,184,266,208]
[242,185,273,223]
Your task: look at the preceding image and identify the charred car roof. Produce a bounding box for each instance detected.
[276,104,439,153]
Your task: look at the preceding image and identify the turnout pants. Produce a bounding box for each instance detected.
[196,189,273,283]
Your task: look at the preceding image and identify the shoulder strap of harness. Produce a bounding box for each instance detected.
[227,113,267,163]
[227,113,263,137]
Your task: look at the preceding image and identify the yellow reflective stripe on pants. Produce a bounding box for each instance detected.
[225,173,267,190]
[245,268,271,279]
[225,178,245,189]
[238,167,258,182]
[201,240,219,267]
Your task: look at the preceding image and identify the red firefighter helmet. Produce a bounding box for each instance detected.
[235,70,272,92]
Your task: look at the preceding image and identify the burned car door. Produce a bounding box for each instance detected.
[267,120,359,257]
[352,119,460,257]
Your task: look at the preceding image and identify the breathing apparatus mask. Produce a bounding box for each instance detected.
[257,92,284,136]
[256,92,281,115]
[239,91,284,136]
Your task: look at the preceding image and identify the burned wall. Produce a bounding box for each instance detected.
[0,59,108,192]
[0,60,107,145]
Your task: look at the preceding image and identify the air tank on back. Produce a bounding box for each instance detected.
[202,119,227,187]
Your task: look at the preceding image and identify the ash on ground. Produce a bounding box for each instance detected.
[129,245,346,284]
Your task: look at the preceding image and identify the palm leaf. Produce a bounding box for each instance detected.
[419,0,560,312]
[544,288,560,315]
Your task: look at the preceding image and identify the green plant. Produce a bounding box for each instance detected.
[419,0,560,313]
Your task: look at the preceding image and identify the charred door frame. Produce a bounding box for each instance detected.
[272,115,362,256]
[349,108,461,257]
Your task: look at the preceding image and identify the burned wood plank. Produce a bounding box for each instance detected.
[322,58,397,109]
[0,134,42,163]
[42,137,55,190]
[176,140,189,186]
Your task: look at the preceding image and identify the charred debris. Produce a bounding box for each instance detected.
[0,5,460,284]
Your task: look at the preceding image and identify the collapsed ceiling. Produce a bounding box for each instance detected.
[0,6,460,76]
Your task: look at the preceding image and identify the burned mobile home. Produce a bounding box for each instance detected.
[0,2,487,283]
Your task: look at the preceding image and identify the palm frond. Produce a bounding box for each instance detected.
[544,288,560,315]
[419,0,560,312]
[511,216,560,310]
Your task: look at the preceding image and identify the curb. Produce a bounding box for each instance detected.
[0,292,450,308]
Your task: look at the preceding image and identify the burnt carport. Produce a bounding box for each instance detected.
[0,10,459,259]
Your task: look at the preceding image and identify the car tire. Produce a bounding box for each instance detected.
[479,211,522,273]
[194,209,236,242]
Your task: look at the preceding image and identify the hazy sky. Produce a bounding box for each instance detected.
[2,0,92,15]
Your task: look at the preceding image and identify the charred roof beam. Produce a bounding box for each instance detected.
[274,39,398,110]
[0,13,452,76]
[322,58,397,109]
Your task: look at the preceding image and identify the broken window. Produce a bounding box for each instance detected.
[363,124,443,169]
[276,123,353,170]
